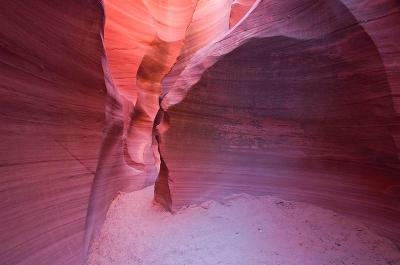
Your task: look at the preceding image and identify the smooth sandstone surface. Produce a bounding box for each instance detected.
[0,0,399,264]
[0,2,106,264]
[158,0,400,244]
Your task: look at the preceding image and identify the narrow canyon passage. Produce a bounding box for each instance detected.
[0,1,400,264]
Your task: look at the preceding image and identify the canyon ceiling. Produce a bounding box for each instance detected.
[0,0,400,264]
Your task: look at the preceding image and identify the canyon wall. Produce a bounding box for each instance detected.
[158,0,400,244]
[0,0,399,264]
[0,2,107,264]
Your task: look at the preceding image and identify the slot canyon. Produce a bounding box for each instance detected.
[1,0,400,264]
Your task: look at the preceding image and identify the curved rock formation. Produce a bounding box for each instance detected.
[230,0,257,27]
[0,0,399,264]
[0,2,107,264]
[157,1,400,245]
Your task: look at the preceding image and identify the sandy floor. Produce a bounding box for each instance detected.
[87,186,400,265]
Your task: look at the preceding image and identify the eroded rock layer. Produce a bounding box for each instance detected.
[158,0,400,244]
[1,0,400,264]
[0,1,106,264]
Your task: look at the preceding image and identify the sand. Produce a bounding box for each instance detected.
[87,186,400,265]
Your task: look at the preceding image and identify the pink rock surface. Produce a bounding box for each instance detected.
[158,0,400,244]
[0,0,399,264]
[0,2,107,264]
[230,0,257,27]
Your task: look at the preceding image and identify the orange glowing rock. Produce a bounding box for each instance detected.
[230,0,257,27]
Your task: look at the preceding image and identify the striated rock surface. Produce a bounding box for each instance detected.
[0,1,107,264]
[0,1,242,264]
[230,0,258,27]
[1,0,400,264]
[158,0,400,244]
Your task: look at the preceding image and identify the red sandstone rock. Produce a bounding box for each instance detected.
[230,0,257,27]
[0,0,399,264]
[157,0,400,245]
[0,2,106,264]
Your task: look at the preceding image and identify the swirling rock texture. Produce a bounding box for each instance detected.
[0,1,107,264]
[159,0,400,244]
[0,0,399,265]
